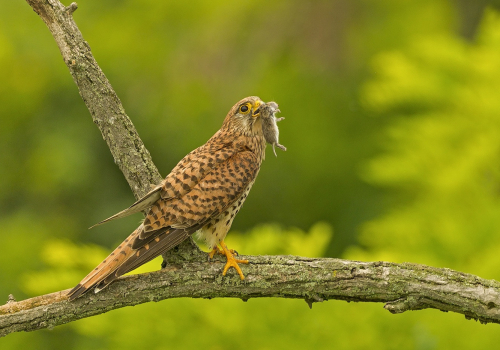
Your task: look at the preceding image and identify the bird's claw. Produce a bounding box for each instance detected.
[222,254,248,280]
[208,246,239,259]
[219,240,247,280]
[208,246,223,260]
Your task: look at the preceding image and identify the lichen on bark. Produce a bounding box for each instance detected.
[3,0,498,339]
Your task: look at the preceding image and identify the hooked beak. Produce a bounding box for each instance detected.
[252,100,262,117]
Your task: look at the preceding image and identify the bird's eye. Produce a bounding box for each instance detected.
[239,104,249,113]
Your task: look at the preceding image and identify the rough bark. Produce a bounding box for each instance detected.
[6,0,498,339]
[26,0,162,199]
[2,238,500,337]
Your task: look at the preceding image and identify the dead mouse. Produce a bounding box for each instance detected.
[261,101,287,157]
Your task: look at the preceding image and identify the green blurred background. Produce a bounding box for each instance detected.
[2,0,500,348]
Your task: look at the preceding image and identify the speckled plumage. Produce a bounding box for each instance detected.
[68,96,270,300]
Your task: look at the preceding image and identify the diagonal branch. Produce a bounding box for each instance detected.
[2,238,500,337]
[6,0,497,339]
[26,0,162,199]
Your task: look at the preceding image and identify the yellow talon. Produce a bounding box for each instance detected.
[208,246,223,259]
[220,240,248,280]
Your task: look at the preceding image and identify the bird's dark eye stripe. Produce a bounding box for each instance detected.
[240,105,249,112]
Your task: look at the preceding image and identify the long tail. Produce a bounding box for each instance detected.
[67,223,204,301]
[67,227,142,300]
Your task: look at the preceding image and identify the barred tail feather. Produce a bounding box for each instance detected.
[67,223,204,301]
[67,227,142,301]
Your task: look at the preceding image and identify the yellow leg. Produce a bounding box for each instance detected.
[208,245,239,259]
[219,240,248,280]
[208,246,223,259]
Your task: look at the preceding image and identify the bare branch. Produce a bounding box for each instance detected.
[12,0,500,340]
[2,239,500,337]
[26,0,162,198]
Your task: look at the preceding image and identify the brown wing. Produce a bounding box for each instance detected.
[133,149,260,247]
[68,149,260,300]
[88,129,237,229]
[88,187,162,228]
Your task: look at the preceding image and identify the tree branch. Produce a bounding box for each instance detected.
[2,238,500,337]
[9,0,499,339]
[26,0,162,198]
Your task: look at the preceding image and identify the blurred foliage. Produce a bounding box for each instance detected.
[352,10,500,281]
[21,223,332,296]
[3,0,500,349]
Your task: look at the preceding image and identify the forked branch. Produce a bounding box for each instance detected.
[3,0,497,339]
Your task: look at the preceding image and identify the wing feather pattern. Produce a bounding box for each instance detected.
[68,145,260,300]
[89,187,162,228]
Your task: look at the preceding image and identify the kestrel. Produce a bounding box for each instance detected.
[68,96,277,300]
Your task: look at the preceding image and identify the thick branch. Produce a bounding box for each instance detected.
[16,0,500,340]
[2,239,500,337]
[26,0,162,198]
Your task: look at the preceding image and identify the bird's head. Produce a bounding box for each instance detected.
[222,96,265,136]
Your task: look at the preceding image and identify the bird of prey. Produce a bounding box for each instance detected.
[68,96,277,300]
